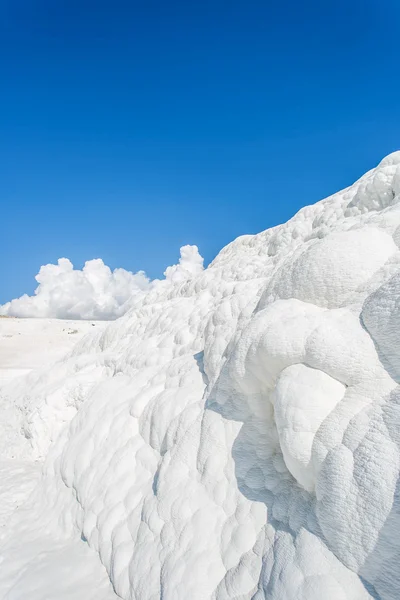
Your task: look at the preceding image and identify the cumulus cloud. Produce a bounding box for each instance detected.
[164,244,204,283]
[0,245,204,320]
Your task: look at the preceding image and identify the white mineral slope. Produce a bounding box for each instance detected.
[0,318,107,458]
[2,153,400,599]
[0,318,109,555]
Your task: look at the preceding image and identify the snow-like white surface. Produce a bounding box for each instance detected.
[0,246,204,320]
[0,318,107,385]
[2,153,400,599]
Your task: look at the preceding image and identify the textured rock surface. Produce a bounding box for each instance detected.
[2,154,400,599]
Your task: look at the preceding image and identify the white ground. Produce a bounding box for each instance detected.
[0,318,106,385]
[2,153,400,599]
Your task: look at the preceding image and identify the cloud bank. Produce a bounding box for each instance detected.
[0,245,204,320]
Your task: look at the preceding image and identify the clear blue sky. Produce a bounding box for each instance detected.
[1,0,399,303]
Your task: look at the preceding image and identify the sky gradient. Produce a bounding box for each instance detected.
[1,0,400,303]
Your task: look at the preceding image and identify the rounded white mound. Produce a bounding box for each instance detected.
[2,153,400,599]
[274,363,345,492]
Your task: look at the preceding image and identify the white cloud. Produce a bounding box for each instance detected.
[164,244,204,283]
[0,245,204,320]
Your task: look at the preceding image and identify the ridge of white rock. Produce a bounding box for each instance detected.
[2,153,400,599]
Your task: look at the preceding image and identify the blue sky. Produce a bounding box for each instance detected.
[1,0,399,304]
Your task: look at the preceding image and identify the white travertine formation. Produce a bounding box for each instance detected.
[2,153,400,599]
